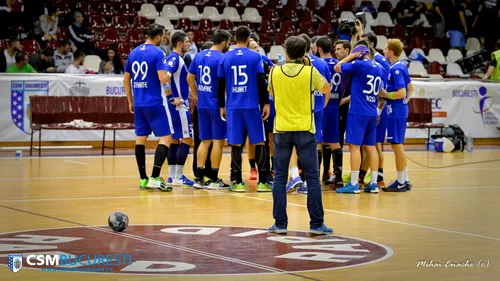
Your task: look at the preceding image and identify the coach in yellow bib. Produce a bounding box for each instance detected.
[267,36,333,235]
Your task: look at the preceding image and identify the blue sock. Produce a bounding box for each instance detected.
[176,143,190,166]
[167,143,178,166]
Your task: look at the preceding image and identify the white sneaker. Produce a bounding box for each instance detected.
[172,179,184,186]
[147,178,161,189]
[207,179,230,190]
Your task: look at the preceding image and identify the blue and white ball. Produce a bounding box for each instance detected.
[108,211,129,232]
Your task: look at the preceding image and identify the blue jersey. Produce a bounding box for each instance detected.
[341,58,383,117]
[125,43,167,107]
[217,48,264,110]
[188,49,223,109]
[324,57,341,108]
[374,53,390,73]
[261,55,274,68]
[375,62,389,91]
[310,54,331,112]
[386,60,411,118]
[165,52,189,100]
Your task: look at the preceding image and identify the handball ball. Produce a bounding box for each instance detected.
[108,211,129,232]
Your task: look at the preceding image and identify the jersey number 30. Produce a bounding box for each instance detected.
[363,74,381,102]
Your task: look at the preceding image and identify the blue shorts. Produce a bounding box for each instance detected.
[322,106,340,144]
[267,101,275,132]
[167,102,192,139]
[198,108,227,140]
[134,104,172,137]
[376,106,388,143]
[387,117,407,144]
[448,30,465,48]
[314,110,324,143]
[346,113,377,146]
[227,108,265,145]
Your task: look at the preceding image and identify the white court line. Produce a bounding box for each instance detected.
[63,160,88,165]
[232,195,500,242]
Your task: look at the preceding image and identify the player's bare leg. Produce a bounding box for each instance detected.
[336,143,361,194]
[363,145,379,193]
[382,143,409,192]
[360,146,371,186]
[286,147,304,193]
[375,143,385,187]
[146,135,173,191]
[167,138,194,186]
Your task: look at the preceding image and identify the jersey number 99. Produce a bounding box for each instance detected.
[132,61,148,81]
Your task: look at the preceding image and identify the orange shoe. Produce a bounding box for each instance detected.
[377,180,386,188]
[358,178,365,189]
[249,168,257,180]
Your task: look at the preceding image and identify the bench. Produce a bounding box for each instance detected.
[407,98,444,150]
[29,96,134,156]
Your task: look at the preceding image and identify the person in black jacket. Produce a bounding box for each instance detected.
[29,48,56,73]
[68,11,95,55]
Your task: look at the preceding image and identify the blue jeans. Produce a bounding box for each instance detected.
[272,132,324,228]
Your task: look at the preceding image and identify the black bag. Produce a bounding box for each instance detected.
[430,124,465,152]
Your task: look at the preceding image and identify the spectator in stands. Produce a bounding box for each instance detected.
[54,39,74,73]
[433,0,446,38]
[461,0,479,37]
[4,39,21,69]
[184,30,199,67]
[6,52,36,73]
[159,30,172,56]
[482,39,500,81]
[396,0,420,25]
[444,0,468,50]
[250,33,266,56]
[68,11,94,55]
[98,48,124,74]
[65,50,86,74]
[473,0,499,52]
[39,5,59,42]
[30,48,56,73]
[201,41,213,50]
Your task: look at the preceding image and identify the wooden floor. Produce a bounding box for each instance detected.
[1,148,500,281]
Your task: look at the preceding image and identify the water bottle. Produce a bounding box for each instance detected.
[277,54,285,66]
[466,133,473,152]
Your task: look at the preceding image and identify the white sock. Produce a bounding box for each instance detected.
[175,165,184,180]
[168,165,176,179]
[291,167,300,179]
[371,171,378,185]
[397,171,405,184]
[351,171,359,185]
[404,166,409,182]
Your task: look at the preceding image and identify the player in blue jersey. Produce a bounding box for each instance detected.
[187,29,232,190]
[124,24,174,192]
[316,36,344,189]
[217,26,271,193]
[164,31,195,187]
[334,40,383,194]
[380,38,414,192]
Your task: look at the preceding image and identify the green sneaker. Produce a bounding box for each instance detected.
[342,174,351,184]
[147,177,172,192]
[364,172,372,185]
[257,182,272,192]
[229,183,246,193]
[140,178,149,190]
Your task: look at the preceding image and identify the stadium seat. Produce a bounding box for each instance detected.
[262,9,279,23]
[126,29,143,44]
[199,19,215,32]
[22,40,40,56]
[112,16,131,32]
[283,10,299,22]
[134,17,150,30]
[375,25,388,36]
[300,10,317,23]
[339,11,354,21]
[110,0,123,3]
[84,55,101,73]
[259,20,277,34]
[56,2,71,17]
[257,33,271,50]
[177,18,194,30]
[275,33,287,45]
[466,49,479,56]
[138,4,159,20]
[57,27,68,39]
[46,41,58,51]
[378,0,393,13]
[321,10,337,25]
[75,2,92,15]
[466,37,481,51]
[364,12,375,26]
[218,19,235,31]
[202,6,222,22]
[446,48,463,63]
[446,62,470,77]
[268,45,285,60]
[194,31,208,45]
[242,8,262,23]
[161,5,181,20]
[279,21,297,35]
[426,48,447,64]
[155,17,175,30]
[374,12,394,27]
[408,61,429,77]
[94,41,110,51]
[340,0,356,12]
[428,61,444,75]
[375,35,387,50]
[318,23,334,37]
[222,7,241,22]
[119,4,137,18]
[300,22,315,35]
[103,29,121,44]
[267,0,284,9]
[97,3,115,17]
[399,50,409,61]
[89,15,109,32]
[182,5,203,21]
[228,0,244,8]
[118,43,134,59]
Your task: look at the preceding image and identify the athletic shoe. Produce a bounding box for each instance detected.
[325,175,336,185]
[249,168,257,180]
[358,178,365,189]
[377,180,386,188]
[173,175,195,186]
[322,171,331,185]
[342,174,351,184]
[382,181,408,192]
[268,224,287,234]
[193,178,209,189]
[406,181,413,190]
[330,180,344,190]
[309,224,333,235]
[140,178,149,190]
[297,181,308,194]
[286,177,303,193]
[147,177,172,192]
[257,182,273,192]
[364,183,379,193]
[208,179,229,190]
[336,182,361,194]
[229,183,246,193]
[363,173,372,185]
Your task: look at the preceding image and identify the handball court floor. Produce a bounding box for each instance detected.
[0,145,499,281]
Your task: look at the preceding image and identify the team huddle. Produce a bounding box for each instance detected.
[124,23,414,194]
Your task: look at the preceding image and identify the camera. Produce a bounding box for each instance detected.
[338,12,367,35]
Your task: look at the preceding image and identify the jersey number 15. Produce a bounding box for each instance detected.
[231,65,248,86]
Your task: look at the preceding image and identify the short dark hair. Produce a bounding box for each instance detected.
[311,36,318,44]
[8,39,19,47]
[362,32,378,47]
[334,39,351,52]
[285,36,306,60]
[235,26,251,43]
[42,48,54,57]
[250,33,259,43]
[147,24,165,40]
[15,51,26,63]
[171,31,188,47]
[213,29,232,45]
[355,40,369,48]
[59,39,71,47]
[298,33,311,53]
[201,41,214,50]
[74,50,85,60]
[316,36,332,54]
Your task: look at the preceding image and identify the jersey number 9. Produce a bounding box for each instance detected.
[132,61,148,81]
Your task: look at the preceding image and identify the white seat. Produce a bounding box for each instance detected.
[364,12,375,26]
[428,74,444,80]
[427,48,447,64]
[242,7,261,23]
[222,7,241,22]
[399,50,409,61]
[466,49,480,56]
[364,24,373,34]
[155,17,174,30]
[375,35,387,50]
[161,4,181,20]
[202,6,222,21]
[83,55,101,73]
[339,11,354,21]
[446,62,470,77]
[408,61,429,77]
[138,4,159,20]
[466,37,481,51]
[420,13,431,28]
[267,45,286,60]
[374,12,394,27]
[182,5,202,21]
[408,48,426,61]
[446,48,463,63]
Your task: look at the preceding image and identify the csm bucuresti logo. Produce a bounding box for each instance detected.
[8,254,22,273]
